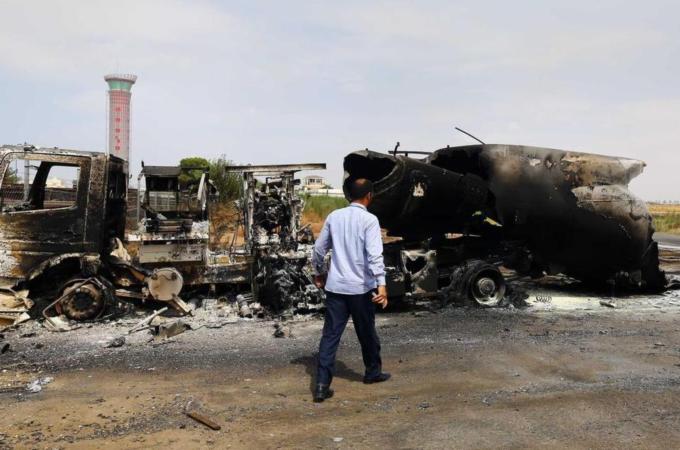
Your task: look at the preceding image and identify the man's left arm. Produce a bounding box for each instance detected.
[366,217,388,308]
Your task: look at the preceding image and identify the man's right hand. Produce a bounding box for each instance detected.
[314,274,326,289]
[372,285,388,309]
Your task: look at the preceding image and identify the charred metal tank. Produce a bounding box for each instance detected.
[343,150,488,237]
[344,144,665,292]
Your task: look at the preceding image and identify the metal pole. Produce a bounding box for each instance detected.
[137,173,143,223]
[23,159,30,200]
[285,172,298,242]
[244,173,255,252]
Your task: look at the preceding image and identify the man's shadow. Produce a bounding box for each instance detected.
[290,354,364,394]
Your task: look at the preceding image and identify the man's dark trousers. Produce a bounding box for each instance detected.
[316,290,382,385]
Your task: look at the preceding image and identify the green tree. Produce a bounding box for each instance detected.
[3,167,19,185]
[178,157,210,188]
[209,155,243,202]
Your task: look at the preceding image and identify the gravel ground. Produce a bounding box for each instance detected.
[1,249,679,449]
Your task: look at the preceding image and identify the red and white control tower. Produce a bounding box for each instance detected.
[104,74,137,161]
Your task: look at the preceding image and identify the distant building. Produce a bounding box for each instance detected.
[45,177,65,188]
[299,175,344,197]
[303,175,326,190]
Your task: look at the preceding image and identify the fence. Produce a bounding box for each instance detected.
[302,188,345,198]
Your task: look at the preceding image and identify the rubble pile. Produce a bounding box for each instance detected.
[0,289,324,349]
[0,289,32,327]
[254,251,324,315]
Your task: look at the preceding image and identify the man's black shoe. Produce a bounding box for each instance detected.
[313,384,334,403]
[363,372,391,384]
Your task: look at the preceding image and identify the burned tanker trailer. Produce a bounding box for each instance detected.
[343,144,666,306]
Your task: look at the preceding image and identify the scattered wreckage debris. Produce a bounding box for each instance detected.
[599,299,617,308]
[0,288,32,327]
[42,315,80,333]
[152,319,191,340]
[273,322,292,338]
[185,409,222,431]
[128,307,169,334]
[236,293,257,318]
[184,399,222,430]
[25,376,53,393]
[344,143,669,305]
[104,336,126,348]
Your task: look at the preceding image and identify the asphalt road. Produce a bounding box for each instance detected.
[656,232,680,250]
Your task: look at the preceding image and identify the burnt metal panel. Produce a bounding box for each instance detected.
[343,150,488,237]
[0,150,96,286]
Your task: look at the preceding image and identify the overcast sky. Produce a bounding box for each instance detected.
[0,0,678,200]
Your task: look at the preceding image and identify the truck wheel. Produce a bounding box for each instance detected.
[464,261,506,307]
[444,260,506,307]
[56,279,106,321]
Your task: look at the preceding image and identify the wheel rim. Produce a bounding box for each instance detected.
[58,280,106,321]
[469,269,506,307]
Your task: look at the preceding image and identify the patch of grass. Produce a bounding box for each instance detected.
[209,156,243,202]
[301,199,680,234]
[652,212,680,234]
[648,203,680,215]
[302,195,348,222]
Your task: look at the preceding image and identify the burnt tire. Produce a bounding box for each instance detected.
[445,260,506,307]
[56,279,107,321]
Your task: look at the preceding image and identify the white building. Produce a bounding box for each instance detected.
[303,175,326,190]
[45,177,65,188]
[300,175,344,197]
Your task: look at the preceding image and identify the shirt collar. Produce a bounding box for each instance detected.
[350,202,367,210]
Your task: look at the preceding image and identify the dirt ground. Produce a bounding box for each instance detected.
[1,247,680,449]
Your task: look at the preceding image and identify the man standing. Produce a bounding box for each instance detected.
[311,178,391,403]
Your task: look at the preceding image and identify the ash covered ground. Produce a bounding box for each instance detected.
[0,245,679,449]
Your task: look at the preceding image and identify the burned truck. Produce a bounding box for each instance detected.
[130,161,327,313]
[344,144,666,306]
[0,144,326,326]
[233,163,327,313]
[129,163,248,287]
[0,145,188,328]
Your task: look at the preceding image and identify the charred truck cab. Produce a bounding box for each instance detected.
[0,145,126,286]
[0,145,187,327]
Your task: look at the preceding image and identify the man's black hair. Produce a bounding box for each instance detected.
[348,178,374,201]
